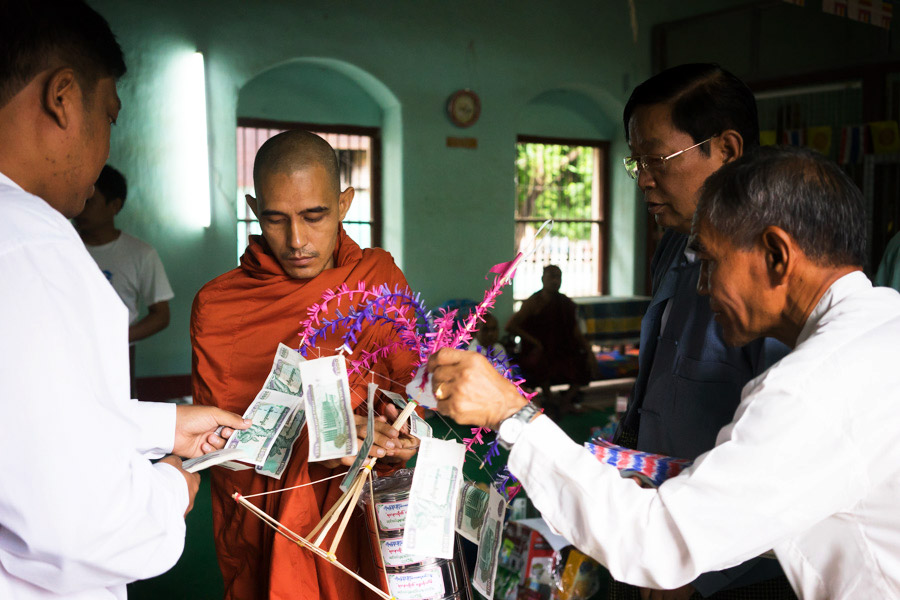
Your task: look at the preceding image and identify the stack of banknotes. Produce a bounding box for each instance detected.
[184,345,358,477]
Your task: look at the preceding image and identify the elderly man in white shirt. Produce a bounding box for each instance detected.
[0,2,247,598]
[428,146,900,599]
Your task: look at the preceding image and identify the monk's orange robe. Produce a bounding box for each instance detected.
[191,229,417,600]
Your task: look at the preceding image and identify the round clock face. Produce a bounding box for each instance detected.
[447,90,481,128]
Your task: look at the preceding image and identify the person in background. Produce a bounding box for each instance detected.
[75,164,174,393]
[0,1,247,597]
[467,312,506,358]
[506,264,595,418]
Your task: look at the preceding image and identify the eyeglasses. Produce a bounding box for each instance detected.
[623,136,717,180]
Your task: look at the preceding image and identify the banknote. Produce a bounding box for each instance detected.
[266,359,303,396]
[408,411,432,440]
[455,482,489,544]
[256,409,306,479]
[473,486,506,598]
[381,390,432,439]
[404,368,438,409]
[224,344,308,468]
[182,447,248,473]
[340,382,376,492]
[251,343,308,476]
[264,343,305,394]
[300,355,358,462]
[402,437,465,558]
[226,391,292,466]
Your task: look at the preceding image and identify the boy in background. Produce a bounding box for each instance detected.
[75,164,173,391]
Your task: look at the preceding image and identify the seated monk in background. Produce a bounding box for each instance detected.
[506,264,595,417]
[192,130,419,600]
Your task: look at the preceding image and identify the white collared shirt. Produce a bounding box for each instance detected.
[0,172,186,599]
[511,271,900,599]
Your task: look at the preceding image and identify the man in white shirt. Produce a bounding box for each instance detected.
[0,1,248,598]
[428,146,900,599]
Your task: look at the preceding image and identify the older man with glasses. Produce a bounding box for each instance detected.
[607,64,793,600]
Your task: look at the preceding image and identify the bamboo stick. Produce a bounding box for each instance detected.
[313,475,362,546]
[391,400,418,432]
[329,463,373,554]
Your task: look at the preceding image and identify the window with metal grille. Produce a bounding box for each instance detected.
[236,119,381,262]
[514,136,609,301]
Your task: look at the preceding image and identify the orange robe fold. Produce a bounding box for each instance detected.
[191,229,417,600]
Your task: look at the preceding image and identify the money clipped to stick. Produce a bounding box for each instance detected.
[473,486,506,598]
[300,355,358,463]
[340,382,376,493]
[402,437,466,559]
[381,389,433,440]
[455,482,489,544]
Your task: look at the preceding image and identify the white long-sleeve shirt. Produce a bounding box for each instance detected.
[511,271,900,599]
[0,172,188,599]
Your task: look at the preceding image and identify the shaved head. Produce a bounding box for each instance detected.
[246,129,354,279]
[253,130,340,199]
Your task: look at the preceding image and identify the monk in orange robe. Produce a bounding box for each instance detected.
[192,130,418,600]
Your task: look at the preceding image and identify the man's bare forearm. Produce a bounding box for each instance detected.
[129,301,170,342]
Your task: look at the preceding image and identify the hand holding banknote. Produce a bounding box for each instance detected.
[173,405,251,459]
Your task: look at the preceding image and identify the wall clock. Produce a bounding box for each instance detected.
[446,89,481,128]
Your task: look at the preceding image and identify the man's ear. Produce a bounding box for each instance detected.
[42,67,79,129]
[111,196,124,215]
[718,129,744,165]
[337,187,355,221]
[246,194,260,219]
[761,226,792,285]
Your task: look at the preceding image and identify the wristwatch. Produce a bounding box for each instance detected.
[497,403,541,450]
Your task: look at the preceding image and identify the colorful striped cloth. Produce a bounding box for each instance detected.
[584,438,693,488]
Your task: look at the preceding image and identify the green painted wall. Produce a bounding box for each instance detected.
[238,63,383,127]
[87,0,744,378]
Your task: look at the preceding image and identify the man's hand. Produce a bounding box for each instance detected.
[323,404,420,468]
[639,584,696,600]
[427,348,527,429]
[158,454,200,517]
[373,402,420,462]
[173,405,250,459]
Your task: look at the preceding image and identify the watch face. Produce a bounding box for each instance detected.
[448,90,480,128]
[499,415,524,444]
